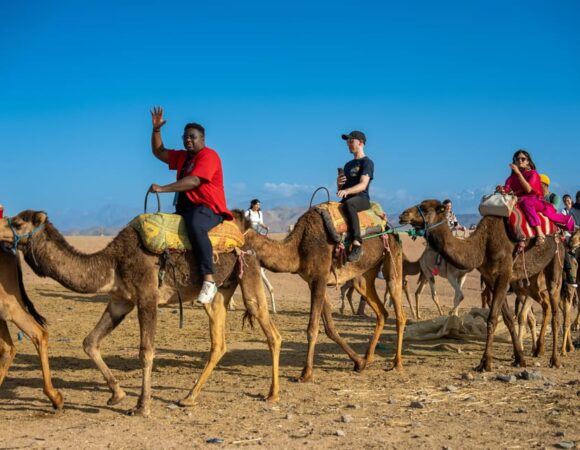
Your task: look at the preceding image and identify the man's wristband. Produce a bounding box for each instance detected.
[153,128,161,133]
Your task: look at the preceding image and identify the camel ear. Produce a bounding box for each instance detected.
[33,211,48,227]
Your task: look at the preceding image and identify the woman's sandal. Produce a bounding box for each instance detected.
[536,235,546,245]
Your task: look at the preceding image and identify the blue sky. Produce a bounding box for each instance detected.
[1,0,579,228]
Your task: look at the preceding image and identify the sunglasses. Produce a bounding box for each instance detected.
[515,157,528,162]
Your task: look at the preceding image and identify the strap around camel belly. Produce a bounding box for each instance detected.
[130,213,244,255]
[315,201,388,243]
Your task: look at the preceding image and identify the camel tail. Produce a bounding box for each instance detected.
[242,311,256,330]
[16,257,47,327]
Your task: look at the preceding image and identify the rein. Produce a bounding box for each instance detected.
[7,217,45,256]
[413,204,447,239]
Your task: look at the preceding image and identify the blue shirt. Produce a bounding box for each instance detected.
[343,156,374,200]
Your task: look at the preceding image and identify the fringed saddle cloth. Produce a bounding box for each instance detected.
[507,204,558,241]
[315,201,388,243]
[130,213,244,255]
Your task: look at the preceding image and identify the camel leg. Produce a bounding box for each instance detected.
[126,299,158,417]
[428,277,444,316]
[83,299,135,406]
[383,251,406,370]
[260,268,276,314]
[448,274,467,316]
[500,299,526,367]
[475,275,510,372]
[299,279,327,383]
[0,320,16,387]
[320,299,366,371]
[526,306,538,355]
[547,281,562,368]
[179,292,228,406]
[250,302,282,402]
[347,286,357,315]
[414,274,427,320]
[8,310,64,409]
[402,279,416,320]
[533,291,551,358]
[516,296,534,353]
[560,291,573,355]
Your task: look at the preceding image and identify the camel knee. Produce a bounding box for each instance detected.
[139,347,155,365]
[83,336,99,358]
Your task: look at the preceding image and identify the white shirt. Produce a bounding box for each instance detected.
[245,209,264,232]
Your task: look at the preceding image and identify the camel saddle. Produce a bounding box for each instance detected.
[130,213,244,255]
[315,201,388,243]
[507,204,558,241]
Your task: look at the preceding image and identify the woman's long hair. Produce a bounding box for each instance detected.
[512,149,536,170]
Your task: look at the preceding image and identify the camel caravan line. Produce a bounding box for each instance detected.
[0,196,578,415]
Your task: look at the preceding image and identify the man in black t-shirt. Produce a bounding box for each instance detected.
[337,130,374,263]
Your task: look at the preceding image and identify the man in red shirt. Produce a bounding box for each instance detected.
[149,106,233,304]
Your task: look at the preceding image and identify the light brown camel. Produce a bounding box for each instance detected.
[244,205,405,382]
[0,250,63,409]
[399,199,564,371]
[0,210,280,417]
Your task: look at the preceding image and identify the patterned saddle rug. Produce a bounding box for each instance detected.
[315,201,388,243]
[130,213,244,255]
[507,204,558,241]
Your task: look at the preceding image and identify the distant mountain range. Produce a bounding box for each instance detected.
[58,204,483,236]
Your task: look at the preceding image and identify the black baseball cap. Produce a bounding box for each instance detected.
[341,130,366,144]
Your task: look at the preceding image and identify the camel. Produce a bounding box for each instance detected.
[243,205,405,382]
[399,199,565,371]
[229,267,276,313]
[345,247,470,321]
[0,250,63,409]
[0,210,281,417]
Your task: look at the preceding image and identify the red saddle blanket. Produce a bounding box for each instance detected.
[507,204,558,240]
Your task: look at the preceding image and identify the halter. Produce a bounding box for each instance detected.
[413,204,446,239]
[7,217,45,255]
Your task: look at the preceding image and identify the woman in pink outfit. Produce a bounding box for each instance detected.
[497,149,574,244]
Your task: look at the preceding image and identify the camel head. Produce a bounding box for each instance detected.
[231,209,252,233]
[398,199,447,233]
[0,210,48,253]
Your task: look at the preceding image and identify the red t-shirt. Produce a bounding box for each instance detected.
[168,147,233,220]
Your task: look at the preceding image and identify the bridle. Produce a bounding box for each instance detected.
[6,217,45,255]
[413,204,447,239]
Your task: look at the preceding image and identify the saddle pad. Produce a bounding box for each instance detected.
[130,213,244,255]
[507,204,557,241]
[315,201,387,243]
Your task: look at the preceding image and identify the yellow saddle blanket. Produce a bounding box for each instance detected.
[130,213,244,255]
[315,201,388,243]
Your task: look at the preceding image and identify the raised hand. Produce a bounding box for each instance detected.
[150,106,167,130]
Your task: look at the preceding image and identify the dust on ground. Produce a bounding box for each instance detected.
[1,235,579,449]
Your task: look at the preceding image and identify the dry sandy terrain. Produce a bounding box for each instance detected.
[1,235,579,449]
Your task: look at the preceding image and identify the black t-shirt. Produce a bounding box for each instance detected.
[343,156,374,199]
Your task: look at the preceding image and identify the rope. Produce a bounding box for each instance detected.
[237,250,250,279]
[382,234,398,278]
[513,240,530,287]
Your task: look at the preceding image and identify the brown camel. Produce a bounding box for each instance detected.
[244,205,405,382]
[0,250,63,409]
[399,199,564,371]
[0,210,281,417]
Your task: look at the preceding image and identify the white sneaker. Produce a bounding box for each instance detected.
[196,281,218,305]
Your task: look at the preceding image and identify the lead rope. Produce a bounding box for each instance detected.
[513,240,530,287]
[381,234,398,278]
[237,249,251,279]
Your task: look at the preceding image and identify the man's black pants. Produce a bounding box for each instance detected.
[342,195,371,243]
[179,204,222,276]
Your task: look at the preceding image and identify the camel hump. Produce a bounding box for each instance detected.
[130,213,244,254]
[314,201,388,243]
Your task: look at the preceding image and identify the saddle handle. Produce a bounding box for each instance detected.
[144,190,161,214]
[309,186,331,209]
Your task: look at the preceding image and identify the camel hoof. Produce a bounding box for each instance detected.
[549,358,562,369]
[473,361,491,372]
[107,390,127,406]
[126,406,150,417]
[266,394,280,403]
[51,391,65,410]
[354,359,367,372]
[177,397,196,407]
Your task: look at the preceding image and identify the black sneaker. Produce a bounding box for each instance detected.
[347,245,363,263]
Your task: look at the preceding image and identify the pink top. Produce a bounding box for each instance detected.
[504,169,542,198]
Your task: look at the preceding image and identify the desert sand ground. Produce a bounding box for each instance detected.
[1,234,579,449]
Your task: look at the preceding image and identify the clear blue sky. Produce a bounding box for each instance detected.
[1,0,579,228]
